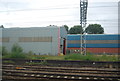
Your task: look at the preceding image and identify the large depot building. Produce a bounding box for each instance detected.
[1,26,67,55]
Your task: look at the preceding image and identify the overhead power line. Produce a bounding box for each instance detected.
[0,6,117,12]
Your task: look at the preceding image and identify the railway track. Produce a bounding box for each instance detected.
[2,64,120,81]
[3,59,120,68]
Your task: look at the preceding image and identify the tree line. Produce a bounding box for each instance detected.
[0,24,104,34]
[64,24,104,34]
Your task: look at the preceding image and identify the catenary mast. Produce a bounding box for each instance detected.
[80,0,88,55]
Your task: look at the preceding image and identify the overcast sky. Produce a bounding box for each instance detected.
[0,0,119,34]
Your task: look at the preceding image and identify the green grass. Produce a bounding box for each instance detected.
[3,53,27,59]
[3,53,119,62]
[27,54,119,61]
[65,54,95,61]
[64,54,119,61]
[3,60,15,64]
[27,54,46,60]
[44,55,65,60]
[25,54,65,60]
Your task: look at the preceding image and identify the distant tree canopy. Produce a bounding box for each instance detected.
[68,25,83,34]
[0,25,4,28]
[63,25,69,32]
[85,24,104,34]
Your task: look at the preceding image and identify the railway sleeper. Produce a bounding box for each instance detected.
[3,71,119,81]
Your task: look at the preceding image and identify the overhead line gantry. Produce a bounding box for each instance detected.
[80,0,88,55]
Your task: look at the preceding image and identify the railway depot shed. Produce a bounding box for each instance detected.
[1,26,67,55]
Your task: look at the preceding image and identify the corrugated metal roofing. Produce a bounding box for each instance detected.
[67,44,120,48]
[67,34,120,48]
[67,34,120,40]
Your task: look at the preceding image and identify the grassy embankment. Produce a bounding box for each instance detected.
[3,53,119,62]
[2,43,119,62]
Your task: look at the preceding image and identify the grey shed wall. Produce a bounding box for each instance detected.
[2,26,67,55]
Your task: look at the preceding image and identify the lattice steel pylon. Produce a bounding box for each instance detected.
[80,0,88,55]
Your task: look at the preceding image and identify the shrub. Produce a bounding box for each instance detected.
[10,43,26,59]
[1,46,8,56]
[11,43,23,53]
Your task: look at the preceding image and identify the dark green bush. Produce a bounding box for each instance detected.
[11,43,23,53]
[2,46,8,56]
[9,43,26,59]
